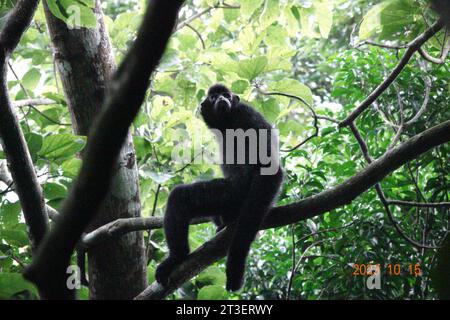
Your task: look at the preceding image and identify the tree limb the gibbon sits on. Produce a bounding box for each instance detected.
[155,84,283,291]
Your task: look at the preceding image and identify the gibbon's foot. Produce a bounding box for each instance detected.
[155,256,183,286]
[225,266,245,292]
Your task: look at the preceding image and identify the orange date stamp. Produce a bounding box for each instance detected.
[352,263,423,276]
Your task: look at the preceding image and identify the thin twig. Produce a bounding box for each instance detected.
[387,199,450,208]
[175,3,240,32]
[185,23,205,49]
[286,239,327,300]
[402,60,432,126]
[146,184,161,263]
[26,104,72,126]
[388,84,405,149]
[287,224,296,300]
[355,40,409,50]
[296,220,361,245]
[316,115,339,124]
[175,6,214,31]
[8,62,31,131]
[8,63,70,126]
[13,98,56,108]
[256,88,318,153]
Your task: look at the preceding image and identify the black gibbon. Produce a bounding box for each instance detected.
[155,84,283,291]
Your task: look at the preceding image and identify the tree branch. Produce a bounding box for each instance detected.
[386,199,450,208]
[339,20,444,127]
[13,98,56,108]
[135,119,450,299]
[23,0,184,300]
[355,40,409,50]
[0,0,49,251]
[79,217,209,250]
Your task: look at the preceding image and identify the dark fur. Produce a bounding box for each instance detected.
[155,84,283,291]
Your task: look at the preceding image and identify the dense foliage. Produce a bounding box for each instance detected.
[0,0,448,299]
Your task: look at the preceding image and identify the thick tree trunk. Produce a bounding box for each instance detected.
[44,1,147,299]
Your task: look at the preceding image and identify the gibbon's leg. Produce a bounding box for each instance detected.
[156,178,239,285]
[226,169,283,291]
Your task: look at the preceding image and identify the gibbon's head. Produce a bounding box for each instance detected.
[200,84,240,118]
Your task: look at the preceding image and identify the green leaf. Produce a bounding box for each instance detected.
[231,80,249,94]
[45,0,66,21]
[195,266,226,287]
[22,68,41,90]
[269,78,313,105]
[0,202,21,226]
[61,158,82,178]
[24,132,43,162]
[0,224,29,247]
[147,265,155,284]
[359,1,388,40]
[359,0,416,40]
[77,286,89,300]
[224,7,239,22]
[177,34,198,51]
[197,285,226,300]
[43,182,67,200]
[265,25,288,47]
[314,0,333,38]
[0,273,38,299]
[239,0,264,17]
[237,56,267,81]
[63,0,97,28]
[259,97,280,123]
[299,7,319,38]
[141,168,174,184]
[321,126,336,137]
[38,134,86,160]
[46,0,97,29]
[260,0,278,28]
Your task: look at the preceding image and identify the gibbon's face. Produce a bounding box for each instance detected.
[211,90,233,109]
[200,84,240,120]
